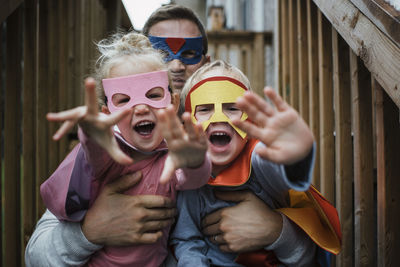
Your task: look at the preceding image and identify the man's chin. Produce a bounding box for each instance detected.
[172,80,185,90]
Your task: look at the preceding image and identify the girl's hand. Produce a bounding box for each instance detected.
[232,87,314,165]
[46,78,133,165]
[157,107,208,184]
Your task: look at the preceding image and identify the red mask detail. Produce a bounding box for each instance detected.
[166,38,186,54]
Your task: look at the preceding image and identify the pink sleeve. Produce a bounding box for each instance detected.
[175,153,212,190]
[77,127,113,177]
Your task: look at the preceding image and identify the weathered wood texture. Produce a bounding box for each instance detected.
[278,0,400,265]
[0,1,128,265]
[207,31,272,97]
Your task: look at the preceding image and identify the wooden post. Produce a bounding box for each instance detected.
[280,0,289,101]
[318,10,335,203]
[297,0,309,123]
[375,81,400,267]
[3,6,23,266]
[332,29,353,267]
[22,0,38,265]
[288,0,298,109]
[307,0,320,189]
[350,50,375,267]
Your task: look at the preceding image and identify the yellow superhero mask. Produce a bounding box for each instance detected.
[184,76,249,138]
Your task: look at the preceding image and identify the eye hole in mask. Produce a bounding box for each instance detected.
[111,87,165,108]
[194,103,243,122]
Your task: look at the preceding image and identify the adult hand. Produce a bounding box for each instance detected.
[201,190,282,253]
[81,171,176,246]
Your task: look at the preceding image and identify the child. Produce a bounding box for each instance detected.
[40,32,211,267]
[170,60,317,266]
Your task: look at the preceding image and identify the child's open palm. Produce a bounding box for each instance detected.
[157,107,208,184]
[46,78,133,165]
[232,87,314,165]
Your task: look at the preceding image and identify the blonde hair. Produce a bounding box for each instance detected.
[93,32,166,106]
[180,60,252,112]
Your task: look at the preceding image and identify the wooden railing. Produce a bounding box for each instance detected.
[0,1,128,266]
[277,0,400,266]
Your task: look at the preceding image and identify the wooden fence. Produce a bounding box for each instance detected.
[0,1,129,266]
[2,0,400,266]
[277,0,400,266]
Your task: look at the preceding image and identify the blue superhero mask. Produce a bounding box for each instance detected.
[148,35,204,65]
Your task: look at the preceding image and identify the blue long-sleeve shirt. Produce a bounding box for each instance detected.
[171,142,315,267]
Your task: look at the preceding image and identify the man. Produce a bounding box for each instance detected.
[26,4,333,267]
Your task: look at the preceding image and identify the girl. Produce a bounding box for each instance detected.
[40,32,211,267]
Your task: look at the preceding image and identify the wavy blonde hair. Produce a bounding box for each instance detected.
[93,32,167,107]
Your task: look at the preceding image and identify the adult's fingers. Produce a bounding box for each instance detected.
[104,171,143,194]
[201,208,222,230]
[138,231,164,244]
[135,195,175,209]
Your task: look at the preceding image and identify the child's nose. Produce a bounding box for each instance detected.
[133,104,150,115]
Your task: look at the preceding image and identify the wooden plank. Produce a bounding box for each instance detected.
[22,0,38,262]
[349,0,400,48]
[252,32,265,96]
[288,0,298,109]
[318,10,335,203]
[3,6,23,266]
[0,15,3,260]
[36,0,50,216]
[297,0,309,124]
[0,0,23,23]
[332,29,354,267]
[307,0,320,189]
[275,0,282,94]
[47,0,60,174]
[350,50,375,267]
[375,82,400,267]
[312,0,400,108]
[281,0,289,101]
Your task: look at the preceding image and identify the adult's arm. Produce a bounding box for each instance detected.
[202,191,316,267]
[25,209,100,267]
[26,173,177,266]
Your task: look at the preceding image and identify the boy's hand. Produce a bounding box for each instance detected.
[232,87,314,165]
[157,107,208,184]
[46,78,133,165]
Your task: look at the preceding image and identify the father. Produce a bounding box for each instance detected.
[25,4,319,266]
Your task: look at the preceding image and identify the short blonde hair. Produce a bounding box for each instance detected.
[93,32,166,107]
[180,60,252,112]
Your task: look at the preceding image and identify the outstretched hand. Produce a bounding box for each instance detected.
[232,87,314,165]
[46,78,133,165]
[157,107,208,184]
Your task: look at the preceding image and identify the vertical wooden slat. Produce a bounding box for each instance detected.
[307,0,320,189]
[350,50,375,267]
[288,0,298,109]
[275,0,282,94]
[280,0,289,101]
[252,33,265,96]
[36,0,50,216]
[297,0,309,123]
[0,18,4,262]
[47,0,60,175]
[376,82,400,267]
[318,10,335,203]
[58,0,69,159]
[3,6,23,266]
[332,29,353,267]
[22,0,38,263]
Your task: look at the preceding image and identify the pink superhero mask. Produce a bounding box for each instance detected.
[102,70,171,113]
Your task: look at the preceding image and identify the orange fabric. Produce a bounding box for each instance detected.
[277,186,342,255]
[207,139,259,186]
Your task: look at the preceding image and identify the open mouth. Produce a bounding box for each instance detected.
[134,121,155,136]
[209,131,232,147]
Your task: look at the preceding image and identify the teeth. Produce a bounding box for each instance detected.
[136,121,153,127]
[212,132,227,136]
